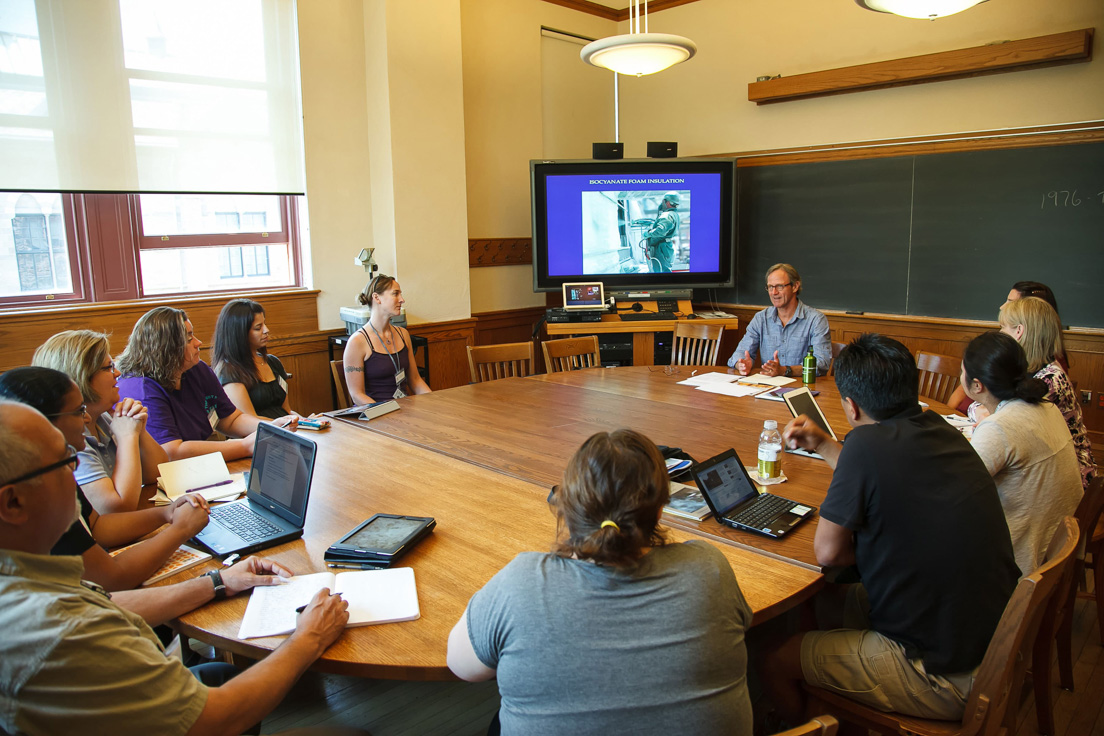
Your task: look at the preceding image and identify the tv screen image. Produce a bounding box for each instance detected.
[531,159,736,293]
[580,189,691,275]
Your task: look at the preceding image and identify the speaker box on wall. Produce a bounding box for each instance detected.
[592,142,624,160]
[647,141,678,158]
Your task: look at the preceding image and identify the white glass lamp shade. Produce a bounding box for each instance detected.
[855,0,988,19]
[580,33,697,76]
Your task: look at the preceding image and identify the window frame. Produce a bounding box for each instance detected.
[0,193,301,309]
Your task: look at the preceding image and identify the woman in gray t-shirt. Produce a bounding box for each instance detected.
[447,429,753,736]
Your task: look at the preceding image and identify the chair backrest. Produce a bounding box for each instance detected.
[829,342,847,376]
[467,342,536,383]
[772,715,839,736]
[671,323,724,366]
[960,516,1079,736]
[542,336,602,373]
[330,360,353,410]
[916,350,962,404]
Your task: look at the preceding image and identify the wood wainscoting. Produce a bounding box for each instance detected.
[713,303,1104,451]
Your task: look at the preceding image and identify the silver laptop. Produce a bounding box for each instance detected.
[781,387,837,460]
[562,281,605,311]
[193,423,316,556]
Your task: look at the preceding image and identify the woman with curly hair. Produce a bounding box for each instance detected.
[117,307,296,461]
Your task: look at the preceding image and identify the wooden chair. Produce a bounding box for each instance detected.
[774,715,839,736]
[330,360,353,409]
[916,351,961,405]
[804,517,1079,736]
[670,323,724,366]
[542,336,602,373]
[1077,476,1104,644]
[829,342,847,376]
[467,341,536,383]
[1036,477,1104,735]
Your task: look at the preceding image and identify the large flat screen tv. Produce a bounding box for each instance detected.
[531,158,736,293]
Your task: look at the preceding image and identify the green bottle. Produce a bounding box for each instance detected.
[802,346,817,385]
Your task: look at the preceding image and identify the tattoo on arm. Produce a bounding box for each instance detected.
[344,366,363,373]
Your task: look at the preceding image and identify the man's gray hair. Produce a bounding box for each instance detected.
[765,263,801,295]
[0,401,44,487]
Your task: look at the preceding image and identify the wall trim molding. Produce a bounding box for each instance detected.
[539,0,702,22]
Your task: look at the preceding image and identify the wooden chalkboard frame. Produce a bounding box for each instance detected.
[707,121,1104,329]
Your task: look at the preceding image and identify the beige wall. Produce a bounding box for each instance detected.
[461,0,615,313]
[298,0,376,329]
[460,0,1103,314]
[617,0,1104,154]
[300,0,471,329]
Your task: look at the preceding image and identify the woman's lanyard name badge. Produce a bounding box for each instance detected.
[369,322,407,399]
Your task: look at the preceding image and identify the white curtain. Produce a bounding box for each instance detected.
[0,0,305,194]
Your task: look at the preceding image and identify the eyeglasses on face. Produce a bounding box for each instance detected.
[765,283,793,292]
[0,445,80,486]
[547,485,558,504]
[98,361,116,374]
[47,404,88,420]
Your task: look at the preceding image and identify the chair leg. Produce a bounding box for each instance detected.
[1033,624,1056,736]
[1095,547,1104,646]
[1055,587,1076,691]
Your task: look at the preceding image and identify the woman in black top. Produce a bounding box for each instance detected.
[213,299,296,420]
[342,275,432,405]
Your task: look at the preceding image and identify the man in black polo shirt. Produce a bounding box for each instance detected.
[761,334,1019,722]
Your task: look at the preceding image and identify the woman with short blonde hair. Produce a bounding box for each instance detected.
[33,330,168,513]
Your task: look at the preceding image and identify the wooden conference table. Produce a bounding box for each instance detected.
[177,367,938,679]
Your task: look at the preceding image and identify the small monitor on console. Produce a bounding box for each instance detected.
[562,281,606,311]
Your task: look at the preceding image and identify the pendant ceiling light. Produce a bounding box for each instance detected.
[855,0,988,20]
[580,0,697,77]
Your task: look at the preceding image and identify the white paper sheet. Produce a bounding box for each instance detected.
[676,372,741,387]
[695,382,768,398]
[736,374,797,387]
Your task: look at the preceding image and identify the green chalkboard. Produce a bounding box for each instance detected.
[717,141,1104,328]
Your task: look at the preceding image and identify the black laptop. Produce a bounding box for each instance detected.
[193,423,316,556]
[691,448,815,538]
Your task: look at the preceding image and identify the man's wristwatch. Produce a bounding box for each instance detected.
[204,569,227,600]
[784,365,793,377]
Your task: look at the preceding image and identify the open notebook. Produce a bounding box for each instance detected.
[237,567,420,639]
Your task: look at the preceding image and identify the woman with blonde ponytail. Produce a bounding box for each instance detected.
[446,429,753,736]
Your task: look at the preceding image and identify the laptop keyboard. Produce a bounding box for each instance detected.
[211,503,282,542]
[728,494,794,529]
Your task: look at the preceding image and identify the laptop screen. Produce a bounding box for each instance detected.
[695,451,759,516]
[247,423,316,523]
[562,282,605,310]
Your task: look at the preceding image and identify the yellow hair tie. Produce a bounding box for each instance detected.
[600,520,620,532]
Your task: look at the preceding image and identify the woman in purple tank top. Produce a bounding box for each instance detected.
[342,274,432,405]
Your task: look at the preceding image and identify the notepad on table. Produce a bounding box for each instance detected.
[237,566,420,639]
[736,373,797,388]
[155,452,246,504]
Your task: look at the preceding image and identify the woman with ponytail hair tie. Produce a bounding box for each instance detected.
[447,429,753,736]
[962,332,1082,577]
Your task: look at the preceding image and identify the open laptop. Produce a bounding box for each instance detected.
[562,281,605,311]
[781,386,838,460]
[691,448,815,538]
[193,423,317,556]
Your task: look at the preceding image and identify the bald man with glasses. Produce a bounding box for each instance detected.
[0,401,365,736]
[728,263,831,378]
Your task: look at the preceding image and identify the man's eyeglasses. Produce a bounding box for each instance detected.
[47,404,88,420]
[765,283,793,292]
[0,445,80,486]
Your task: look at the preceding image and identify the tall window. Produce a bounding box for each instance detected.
[0,193,76,302]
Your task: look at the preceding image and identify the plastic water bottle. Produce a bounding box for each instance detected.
[757,420,783,480]
[802,346,817,385]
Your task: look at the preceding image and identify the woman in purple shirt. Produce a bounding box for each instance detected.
[116,307,296,461]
